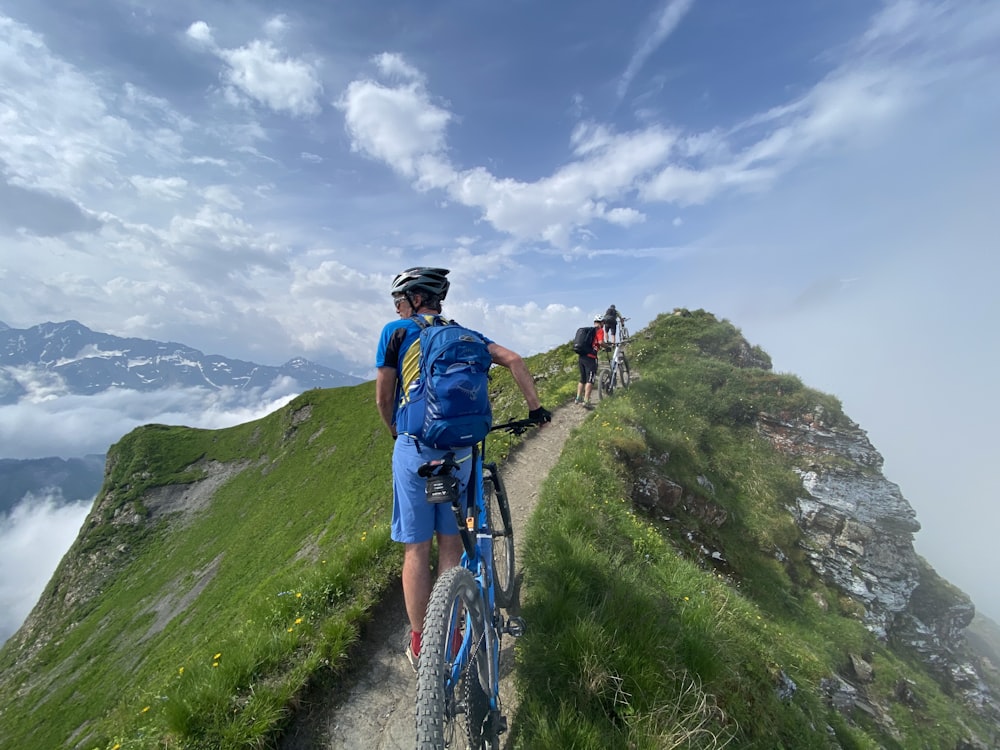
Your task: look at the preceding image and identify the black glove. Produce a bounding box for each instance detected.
[528,406,552,424]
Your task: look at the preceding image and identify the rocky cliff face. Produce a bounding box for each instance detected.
[756,411,921,638]
[756,410,1000,726]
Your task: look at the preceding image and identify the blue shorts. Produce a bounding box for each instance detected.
[391,435,473,544]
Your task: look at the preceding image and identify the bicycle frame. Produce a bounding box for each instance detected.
[599,341,624,397]
[608,341,624,379]
[445,439,501,718]
[598,322,631,400]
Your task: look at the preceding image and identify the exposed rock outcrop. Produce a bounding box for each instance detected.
[756,410,1000,725]
[630,370,1000,734]
[758,412,921,637]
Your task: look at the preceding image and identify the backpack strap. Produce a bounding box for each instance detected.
[410,314,452,329]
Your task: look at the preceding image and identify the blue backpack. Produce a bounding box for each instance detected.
[397,315,493,448]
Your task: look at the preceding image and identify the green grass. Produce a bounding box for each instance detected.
[0,388,399,749]
[0,310,993,749]
[510,310,995,749]
[0,348,574,750]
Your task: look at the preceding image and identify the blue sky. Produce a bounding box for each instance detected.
[1,0,998,624]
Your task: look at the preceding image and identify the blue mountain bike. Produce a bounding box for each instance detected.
[414,418,539,749]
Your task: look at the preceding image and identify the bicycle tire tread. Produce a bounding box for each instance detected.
[415,567,481,749]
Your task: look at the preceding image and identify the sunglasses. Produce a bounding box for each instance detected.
[393,295,408,310]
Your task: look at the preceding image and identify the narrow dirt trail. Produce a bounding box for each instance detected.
[279,402,590,750]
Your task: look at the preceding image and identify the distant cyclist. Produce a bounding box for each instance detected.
[603,304,623,345]
[374,266,551,671]
[574,314,605,408]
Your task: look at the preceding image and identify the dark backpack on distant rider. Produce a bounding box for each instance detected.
[397,316,493,448]
[572,326,598,355]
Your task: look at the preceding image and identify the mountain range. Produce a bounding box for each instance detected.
[0,320,362,404]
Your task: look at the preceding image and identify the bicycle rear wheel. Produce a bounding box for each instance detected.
[484,462,515,609]
[598,367,613,400]
[416,567,494,749]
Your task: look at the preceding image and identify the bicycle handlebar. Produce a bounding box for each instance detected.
[418,420,540,477]
[489,418,542,436]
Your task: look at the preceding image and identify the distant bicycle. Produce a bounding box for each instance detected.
[414,418,540,749]
[616,314,630,344]
[598,317,631,399]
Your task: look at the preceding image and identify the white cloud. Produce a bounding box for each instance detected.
[218,39,322,117]
[617,0,696,101]
[263,15,290,38]
[374,51,424,82]
[338,61,678,246]
[338,72,452,178]
[0,493,91,644]
[185,20,322,117]
[186,20,214,46]
[202,184,243,210]
[343,40,909,240]
[129,175,188,200]
[0,17,135,197]
[335,2,999,247]
[0,385,301,459]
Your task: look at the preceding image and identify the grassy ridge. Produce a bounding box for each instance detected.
[513,310,994,748]
[0,386,399,748]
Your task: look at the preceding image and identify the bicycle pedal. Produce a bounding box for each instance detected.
[504,616,527,637]
[497,715,508,735]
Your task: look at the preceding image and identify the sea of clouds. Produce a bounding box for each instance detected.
[0,382,304,643]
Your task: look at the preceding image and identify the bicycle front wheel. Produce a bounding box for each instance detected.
[619,354,631,388]
[484,463,515,609]
[416,567,493,750]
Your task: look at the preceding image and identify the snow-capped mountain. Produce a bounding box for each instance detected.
[0,320,363,404]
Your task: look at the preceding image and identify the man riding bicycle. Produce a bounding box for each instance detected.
[374,266,551,670]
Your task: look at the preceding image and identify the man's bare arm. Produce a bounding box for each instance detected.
[488,343,541,411]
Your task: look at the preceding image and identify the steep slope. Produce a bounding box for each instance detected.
[514,309,999,748]
[0,384,401,749]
